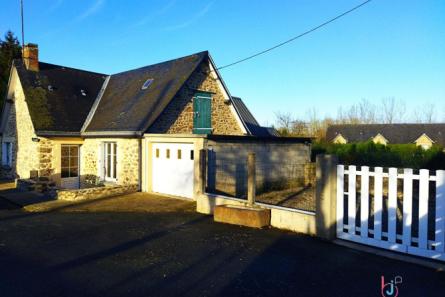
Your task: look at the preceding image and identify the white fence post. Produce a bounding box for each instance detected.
[336,165,344,236]
[388,168,398,243]
[418,169,430,250]
[402,168,413,246]
[348,166,356,235]
[436,170,445,253]
[374,167,383,241]
[360,166,369,239]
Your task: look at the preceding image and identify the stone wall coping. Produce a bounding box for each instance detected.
[57,184,137,193]
[255,202,316,216]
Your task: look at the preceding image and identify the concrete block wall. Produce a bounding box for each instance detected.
[206,140,311,197]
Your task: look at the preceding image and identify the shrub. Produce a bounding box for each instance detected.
[312,141,445,170]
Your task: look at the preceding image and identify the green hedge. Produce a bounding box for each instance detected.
[312,141,445,170]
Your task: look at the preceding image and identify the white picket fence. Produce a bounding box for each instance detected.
[336,165,445,261]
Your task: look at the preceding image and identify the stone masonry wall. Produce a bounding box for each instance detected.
[57,184,138,201]
[38,138,54,178]
[1,69,39,179]
[148,60,244,135]
[81,138,140,187]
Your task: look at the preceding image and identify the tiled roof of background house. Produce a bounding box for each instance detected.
[326,124,445,146]
[14,60,106,134]
[84,51,208,133]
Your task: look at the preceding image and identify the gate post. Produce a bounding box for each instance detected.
[198,149,207,194]
[247,152,256,206]
[315,154,339,240]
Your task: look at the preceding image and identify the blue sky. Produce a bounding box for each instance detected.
[1,0,444,125]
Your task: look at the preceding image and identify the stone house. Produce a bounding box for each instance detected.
[0,44,310,199]
[327,124,445,149]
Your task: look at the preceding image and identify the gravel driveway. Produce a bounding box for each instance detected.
[0,193,444,297]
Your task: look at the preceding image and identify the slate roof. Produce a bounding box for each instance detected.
[13,60,106,134]
[85,51,208,133]
[326,124,445,146]
[232,96,279,137]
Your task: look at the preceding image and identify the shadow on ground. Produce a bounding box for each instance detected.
[0,206,444,297]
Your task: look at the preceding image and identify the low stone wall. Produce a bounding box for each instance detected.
[268,206,316,235]
[197,193,248,214]
[197,193,316,235]
[57,184,138,201]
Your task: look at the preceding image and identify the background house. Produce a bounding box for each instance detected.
[326,124,445,149]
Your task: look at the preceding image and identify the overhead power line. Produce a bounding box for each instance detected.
[216,0,373,71]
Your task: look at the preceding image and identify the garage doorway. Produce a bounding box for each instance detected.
[152,143,194,198]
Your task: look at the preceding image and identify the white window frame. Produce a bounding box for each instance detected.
[2,142,12,167]
[103,142,117,182]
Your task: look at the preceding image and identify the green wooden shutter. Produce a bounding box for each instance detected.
[193,92,212,134]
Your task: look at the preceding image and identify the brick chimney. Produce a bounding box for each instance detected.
[23,43,39,72]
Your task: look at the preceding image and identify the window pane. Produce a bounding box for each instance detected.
[177,149,181,159]
[107,154,111,177]
[166,149,170,159]
[69,156,78,167]
[61,146,69,157]
[113,153,117,179]
[190,150,194,160]
[70,167,79,177]
[61,168,70,178]
[156,148,159,158]
[61,157,69,167]
[69,146,78,156]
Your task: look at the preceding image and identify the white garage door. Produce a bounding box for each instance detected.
[152,143,195,198]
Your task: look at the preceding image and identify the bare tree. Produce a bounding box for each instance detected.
[274,111,294,136]
[381,97,405,123]
[291,120,308,136]
[358,98,377,124]
[413,103,436,123]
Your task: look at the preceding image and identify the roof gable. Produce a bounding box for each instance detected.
[13,60,106,134]
[372,133,388,145]
[415,133,435,144]
[333,133,348,144]
[84,51,208,133]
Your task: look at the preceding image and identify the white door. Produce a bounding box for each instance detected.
[103,142,117,182]
[61,144,80,189]
[152,143,194,198]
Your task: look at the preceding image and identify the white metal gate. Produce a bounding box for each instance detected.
[336,165,445,261]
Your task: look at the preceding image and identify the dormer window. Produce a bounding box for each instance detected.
[80,89,87,96]
[415,133,434,150]
[48,85,55,92]
[141,78,154,90]
[372,133,388,146]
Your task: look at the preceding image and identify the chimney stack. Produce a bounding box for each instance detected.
[23,43,39,72]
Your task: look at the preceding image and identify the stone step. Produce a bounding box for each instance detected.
[214,205,271,228]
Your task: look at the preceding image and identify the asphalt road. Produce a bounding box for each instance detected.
[0,208,444,297]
